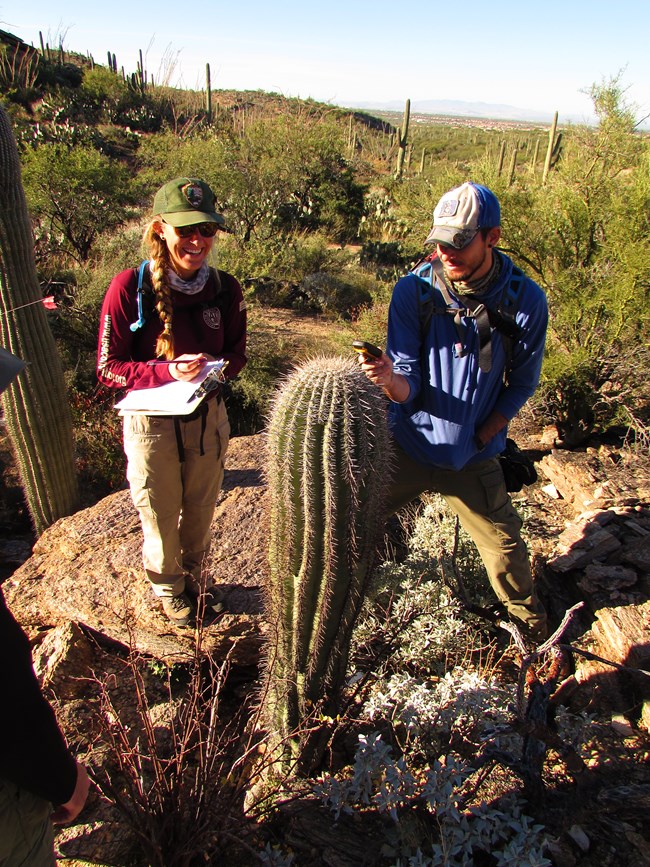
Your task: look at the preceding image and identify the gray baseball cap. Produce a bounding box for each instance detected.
[425,181,501,248]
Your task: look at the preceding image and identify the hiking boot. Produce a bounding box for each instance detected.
[161,592,196,627]
[204,586,226,614]
[194,585,226,618]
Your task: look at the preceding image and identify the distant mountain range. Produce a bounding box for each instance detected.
[347,98,589,125]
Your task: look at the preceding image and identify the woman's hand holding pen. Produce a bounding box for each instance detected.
[167,353,213,382]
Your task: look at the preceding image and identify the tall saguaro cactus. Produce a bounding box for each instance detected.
[263,356,391,776]
[205,63,212,122]
[542,111,562,184]
[395,98,411,178]
[0,103,79,534]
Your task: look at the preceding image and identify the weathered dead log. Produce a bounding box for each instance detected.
[538,447,650,513]
[591,601,650,669]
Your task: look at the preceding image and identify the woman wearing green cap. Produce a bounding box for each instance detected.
[97,178,247,626]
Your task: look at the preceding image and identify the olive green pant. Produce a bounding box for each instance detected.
[387,443,547,636]
[0,779,55,867]
[123,398,230,598]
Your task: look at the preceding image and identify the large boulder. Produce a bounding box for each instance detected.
[4,433,269,665]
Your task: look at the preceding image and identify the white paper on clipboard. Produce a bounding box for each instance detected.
[115,360,226,416]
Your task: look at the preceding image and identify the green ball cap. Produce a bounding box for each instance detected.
[152,177,226,228]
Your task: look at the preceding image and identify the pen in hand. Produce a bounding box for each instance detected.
[147,358,207,366]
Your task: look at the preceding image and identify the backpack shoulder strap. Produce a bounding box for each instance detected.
[411,255,470,359]
[501,265,524,312]
[410,255,456,334]
[129,260,151,332]
[209,266,227,301]
[494,265,524,375]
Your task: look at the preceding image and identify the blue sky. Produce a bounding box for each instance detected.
[4,0,649,123]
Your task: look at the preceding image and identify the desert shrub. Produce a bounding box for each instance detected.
[535,342,650,445]
[69,388,126,499]
[315,735,550,866]
[297,271,372,318]
[22,142,138,262]
[364,669,516,759]
[298,150,365,244]
[136,113,365,244]
[35,59,83,90]
[352,557,468,680]
[317,498,562,864]
[0,44,41,107]
[350,300,391,349]
[75,66,134,122]
[350,494,492,692]
[87,629,260,867]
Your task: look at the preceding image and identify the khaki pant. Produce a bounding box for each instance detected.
[387,443,547,636]
[123,399,230,597]
[0,779,55,867]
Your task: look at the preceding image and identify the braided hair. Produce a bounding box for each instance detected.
[143,220,175,360]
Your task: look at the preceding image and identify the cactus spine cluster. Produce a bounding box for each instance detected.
[263,356,391,775]
[0,103,79,533]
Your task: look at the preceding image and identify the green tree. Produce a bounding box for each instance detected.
[75,66,133,123]
[22,142,136,262]
[137,112,365,244]
[499,75,650,439]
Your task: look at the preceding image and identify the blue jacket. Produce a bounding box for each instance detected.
[387,252,548,470]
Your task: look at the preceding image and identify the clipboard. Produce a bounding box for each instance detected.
[115,360,227,416]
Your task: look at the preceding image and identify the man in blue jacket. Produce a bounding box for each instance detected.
[359,181,548,640]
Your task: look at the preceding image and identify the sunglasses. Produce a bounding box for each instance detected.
[164,221,219,238]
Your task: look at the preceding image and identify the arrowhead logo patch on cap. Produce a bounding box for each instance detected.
[181,182,204,209]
